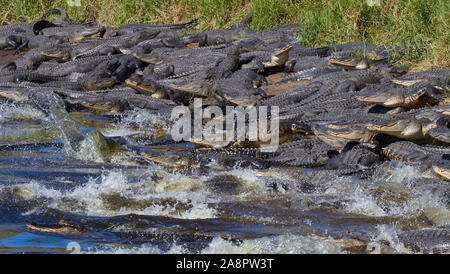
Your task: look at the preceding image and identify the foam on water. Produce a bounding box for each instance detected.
[0,101,45,121]
[366,225,410,254]
[7,170,217,219]
[83,234,345,254]
[117,107,172,142]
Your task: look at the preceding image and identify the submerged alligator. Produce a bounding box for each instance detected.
[0,7,448,254]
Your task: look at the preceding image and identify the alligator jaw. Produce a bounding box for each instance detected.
[432,165,450,180]
[169,83,211,97]
[367,120,423,140]
[125,79,158,94]
[141,151,196,168]
[263,44,293,67]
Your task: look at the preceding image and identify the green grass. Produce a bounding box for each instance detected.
[0,0,448,70]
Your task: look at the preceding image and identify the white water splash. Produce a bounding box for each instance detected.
[83,234,345,254]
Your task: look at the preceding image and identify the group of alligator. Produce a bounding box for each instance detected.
[0,8,449,253]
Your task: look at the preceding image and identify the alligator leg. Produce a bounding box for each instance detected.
[13,38,29,54]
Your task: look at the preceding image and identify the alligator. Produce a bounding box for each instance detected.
[60,88,177,113]
[134,45,229,77]
[365,115,443,142]
[354,81,444,108]
[36,24,106,43]
[264,137,338,168]
[381,140,450,163]
[278,91,368,119]
[311,123,377,151]
[328,41,401,62]
[36,55,118,76]
[38,31,159,62]
[140,147,271,169]
[40,72,116,91]
[26,219,227,250]
[133,52,267,105]
[240,43,293,71]
[367,227,450,254]
[432,162,450,181]
[288,44,330,58]
[0,68,85,83]
[275,65,409,119]
[104,18,198,38]
[140,137,337,169]
[40,8,73,26]
[71,30,161,59]
[160,11,254,47]
[427,116,450,143]
[212,69,267,106]
[392,69,449,90]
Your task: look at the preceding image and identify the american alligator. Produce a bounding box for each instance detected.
[212,69,267,106]
[60,88,177,112]
[161,12,254,47]
[354,81,444,108]
[322,145,381,170]
[104,18,198,38]
[392,69,449,90]
[40,8,73,26]
[279,91,368,118]
[312,123,377,151]
[264,137,338,168]
[432,162,450,181]
[26,219,230,250]
[275,66,408,119]
[427,116,450,143]
[140,147,271,169]
[365,115,443,142]
[133,54,267,105]
[71,30,161,59]
[381,140,450,163]
[140,137,336,169]
[328,41,400,62]
[288,44,330,58]
[134,45,229,77]
[0,68,85,83]
[36,24,105,43]
[39,31,159,62]
[36,55,118,76]
[367,227,450,254]
[240,43,293,71]
[41,72,116,91]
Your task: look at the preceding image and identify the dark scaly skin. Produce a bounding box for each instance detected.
[40,8,73,26]
[212,69,267,106]
[355,81,444,108]
[72,30,160,59]
[63,89,177,112]
[382,140,450,163]
[293,66,408,109]
[265,137,337,168]
[393,69,449,89]
[36,55,118,76]
[427,116,450,144]
[397,228,450,254]
[104,18,198,38]
[0,69,85,83]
